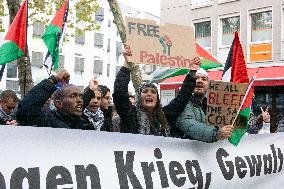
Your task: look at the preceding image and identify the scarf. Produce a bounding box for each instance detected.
[84,108,104,131]
[0,108,12,121]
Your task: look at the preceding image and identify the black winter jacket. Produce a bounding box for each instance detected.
[113,66,196,134]
[16,79,90,129]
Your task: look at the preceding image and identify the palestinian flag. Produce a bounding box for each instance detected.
[222,32,253,146]
[150,42,222,82]
[0,0,27,65]
[42,0,69,70]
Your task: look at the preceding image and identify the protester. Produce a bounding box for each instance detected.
[247,107,270,134]
[98,85,113,131]
[16,70,90,129]
[113,44,201,136]
[175,68,234,142]
[111,105,121,132]
[276,115,284,132]
[82,77,105,131]
[0,90,19,125]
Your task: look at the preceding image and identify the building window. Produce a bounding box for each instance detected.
[107,64,110,77]
[116,41,122,64]
[6,61,17,78]
[93,59,103,74]
[115,66,121,76]
[94,33,104,48]
[218,0,239,4]
[191,0,212,8]
[6,80,19,92]
[281,5,284,60]
[95,7,104,22]
[249,10,272,63]
[74,57,85,72]
[75,32,85,45]
[33,22,44,37]
[221,16,240,46]
[107,39,110,52]
[32,51,43,67]
[194,21,211,48]
[251,11,272,43]
[58,55,65,69]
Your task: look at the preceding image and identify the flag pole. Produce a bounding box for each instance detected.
[23,0,28,96]
[231,69,259,126]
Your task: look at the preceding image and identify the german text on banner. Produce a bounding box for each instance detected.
[0,126,283,188]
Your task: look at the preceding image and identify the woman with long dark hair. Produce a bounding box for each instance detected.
[113,45,201,136]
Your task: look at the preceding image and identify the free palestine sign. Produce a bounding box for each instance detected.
[126,17,196,69]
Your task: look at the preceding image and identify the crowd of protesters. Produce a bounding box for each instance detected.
[0,45,282,143]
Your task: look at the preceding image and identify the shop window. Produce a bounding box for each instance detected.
[194,21,211,48]
[221,16,240,46]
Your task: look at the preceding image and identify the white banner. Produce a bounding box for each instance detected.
[0,125,283,189]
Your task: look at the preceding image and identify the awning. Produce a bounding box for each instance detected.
[160,66,284,90]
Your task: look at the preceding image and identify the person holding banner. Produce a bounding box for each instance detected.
[113,45,201,135]
[16,70,91,129]
[175,69,234,142]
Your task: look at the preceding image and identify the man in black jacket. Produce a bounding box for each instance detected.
[16,70,89,129]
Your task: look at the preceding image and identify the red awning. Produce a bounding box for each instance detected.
[160,66,284,90]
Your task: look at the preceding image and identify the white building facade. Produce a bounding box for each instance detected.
[0,0,159,94]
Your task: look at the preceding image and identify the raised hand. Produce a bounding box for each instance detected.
[190,56,201,71]
[89,76,99,91]
[123,44,132,61]
[260,107,270,123]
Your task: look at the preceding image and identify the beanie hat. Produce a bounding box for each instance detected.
[196,68,209,79]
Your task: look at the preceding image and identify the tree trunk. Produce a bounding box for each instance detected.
[107,0,142,92]
[6,0,33,97]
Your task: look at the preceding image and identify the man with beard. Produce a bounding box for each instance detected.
[174,68,234,142]
[16,70,88,129]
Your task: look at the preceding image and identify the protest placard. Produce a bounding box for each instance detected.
[126,17,196,69]
[206,80,249,128]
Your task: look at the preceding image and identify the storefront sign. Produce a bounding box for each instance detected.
[207,80,249,127]
[250,43,272,62]
[126,17,196,69]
